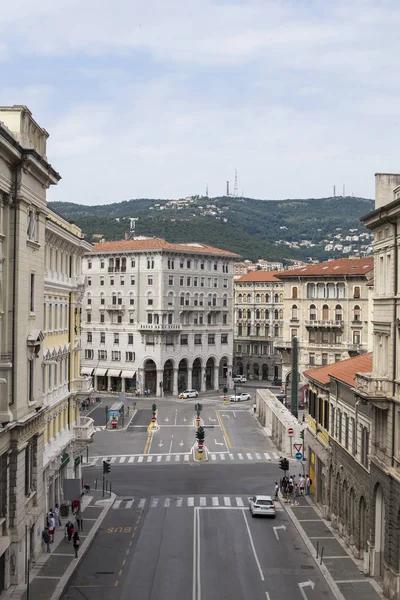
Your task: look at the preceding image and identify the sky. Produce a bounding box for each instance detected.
[1,0,400,205]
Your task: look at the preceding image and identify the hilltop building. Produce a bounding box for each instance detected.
[80,239,239,396]
[233,271,284,381]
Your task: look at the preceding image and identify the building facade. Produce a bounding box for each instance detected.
[275,257,374,384]
[233,271,284,381]
[81,239,239,396]
[42,209,94,518]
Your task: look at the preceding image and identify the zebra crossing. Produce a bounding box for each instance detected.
[94,426,106,432]
[111,495,284,511]
[91,451,282,466]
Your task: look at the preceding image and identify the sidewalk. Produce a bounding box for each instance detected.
[2,490,114,600]
[281,493,385,600]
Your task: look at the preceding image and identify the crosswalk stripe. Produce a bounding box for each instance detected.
[238,453,243,460]
[229,453,234,460]
[212,497,219,506]
[151,498,159,508]
[138,456,143,463]
[164,498,170,507]
[200,497,206,506]
[110,457,116,463]
[166,455,171,462]
[147,456,153,463]
[273,453,280,460]
[224,497,231,506]
[236,497,244,507]
[255,453,261,460]
[176,498,183,507]
[175,455,180,462]
[120,457,126,463]
[125,500,134,508]
[264,453,271,461]
[157,455,162,462]
[184,454,190,461]
[211,454,216,461]
[128,457,135,463]
[113,500,122,509]
[138,498,146,509]
[188,498,194,507]
[246,453,253,460]
[220,454,225,460]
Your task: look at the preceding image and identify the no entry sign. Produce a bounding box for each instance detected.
[288,427,294,436]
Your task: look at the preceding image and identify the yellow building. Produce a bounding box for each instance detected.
[42,208,93,513]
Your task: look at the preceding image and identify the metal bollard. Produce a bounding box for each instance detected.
[316,541,319,559]
[320,546,324,565]
[95,479,97,491]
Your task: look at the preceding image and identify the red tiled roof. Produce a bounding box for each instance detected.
[276,257,373,278]
[235,271,285,283]
[91,238,240,257]
[304,352,373,386]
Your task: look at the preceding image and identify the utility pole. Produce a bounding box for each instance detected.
[291,336,299,420]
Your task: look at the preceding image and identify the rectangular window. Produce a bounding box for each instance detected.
[180,335,188,346]
[146,334,154,346]
[309,353,315,365]
[28,359,34,403]
[195,334,202,345]
[128,334,134,345]
[221,334,228,344]
[353,330,361,344]
[100,332,106,343]
[100,260,105,269]
[180,276,184,286]
[87,332,92,343]
[126,351,135,361]
[131,259,135,268]
[88,261,92,269]
[120,277,125,285]
[187,277,191,286]
[148,276,153,285]
[110,277,114,285]
[335,354,341,362]
[100,312,105,323]
[98,350,107,360]
[214,278,218,288]
[214,263,218,271]
[111,351,121,361]
[187,260,191,269]
[200,277,205,287]
[30,273,35,312]
[201,262,204,270]
[129,312,134,324]
[344,414,349,449]
[84,349,94,359]
[194,277,198,287]
[131,277,135,285]
[114,333,119,344]
[87,312,92,323]
[117,314,122,324]
[87,277,92,286]
[100,277,105,286]
[223,279,228,288]
[223,314,227,324]
[208,334,215,345]
[322,353,328,365]
[169,276,174,286]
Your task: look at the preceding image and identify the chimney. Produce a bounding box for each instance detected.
[125,232,129,240]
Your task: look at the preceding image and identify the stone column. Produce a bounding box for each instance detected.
[121,377,126,393]
[108,375,112,392]
[201,367,206,392]
[156,370,163,397]
[137,368,143,395]
[187,368,193,390]
[173,369,179,396]
[214,365,219,391]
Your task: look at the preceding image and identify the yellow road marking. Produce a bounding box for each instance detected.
[119,570,123,576]
[217,411,232,448]
[126,549,130,555]
[122,559,126,566]
[143,431,152,454]
[115,580,119,587]
[129,541,133,547]
[71,586,115,589]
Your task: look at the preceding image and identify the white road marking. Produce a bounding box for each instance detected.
[220,454,225,460]
[113,500,122,509]
[273,453,280,460]
[175,455,180,462]
[236,497,244,507]
[184,454,190,461]
[169,436,174,454]
[128,457,135,463]
[212,497,219,506]
[238,453,244,460]
[224,497,231,506]
[229,453,234,460]
[138,498,146,509]
[119,457,126,463]
[211,454,217,461]
[200,497,206,506]
[188,497,194,507]
[147,456,153,463]
[176,498,183,507]
[164,498,170,507]
[174,410,177,426]
[246,453,253,460]
[157,455,162,462]
[242,509,265,581]
[125,500,134,508]
[255,453,261,460]
[110,457,116,463]
[137,456,143,463]
[166,455,171,462]
[151,498,159,508]
[264,453,271,461]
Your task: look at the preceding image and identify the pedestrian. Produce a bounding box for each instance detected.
[127,406,130,416]
[299,475,305,495]
[48,513,55,543]
[75,506,83,531]
[72,499,80,514]
[293,483,300,506]
[287,479,294,504]
[274,482,279,501]
[281,475,288,500]
[305,474,311,495]
[65,520,74,543]
[42,527,51,553]
[147,388,151,397]
[72,531,80,559]
[54,503,62,527]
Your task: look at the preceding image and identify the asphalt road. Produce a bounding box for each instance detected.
[62,395,335,600]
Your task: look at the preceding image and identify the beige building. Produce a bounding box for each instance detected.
[233,271,284,381]
[274,257,374,384]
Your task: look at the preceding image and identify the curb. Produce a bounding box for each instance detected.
[49,493,116,600]
[280,495,347,600]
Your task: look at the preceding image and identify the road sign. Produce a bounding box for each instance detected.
[288,427,294,436]
[295,452,303,460]
[294,443,302,452]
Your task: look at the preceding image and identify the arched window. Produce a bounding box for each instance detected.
[247,294,251,303]
[307,283,315,299]
[238,294,243,304]
[194,293,199,306]
[117,292,122,305]
[292,286,298,299]
[180,292,185,306]
[309,304,316,320]
[222,294,228,307]
[279,294,283,303]
[199,293,204,307]
[111,292,117,305]
[322,304,329,320]
[256,309,261,319]
[256,294,261,303]
[261,294,265,303]
[261,309,264,319]
[168,291,174,306]
[185,292,190,306]
[279,309,283,319]
[207,294,212,307]
[274,309,279,320]
[274,294,279,303]
[100,292,105,306]
[353,305,361,322]
[238,309,242,319]
[266,293,270,303]
[291,305,298,319]
[86,292,92,305]
[247,309,251,319]
[256,324,260,336]
[274,325,279,337]
[212,293,217,306]
[335,304,342,321]
[148,292,153,306]
[265,309,269,319]
[243,294,247,303]
[129,292,135,306]
[353,286,360,299]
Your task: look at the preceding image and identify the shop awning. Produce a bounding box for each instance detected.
[95,368,108,377]
[108,369,122,378]
[61,453,70,468]
[121,370,136,379]
[81,367,94,376]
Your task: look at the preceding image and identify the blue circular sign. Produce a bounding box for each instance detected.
[295,452,303,460]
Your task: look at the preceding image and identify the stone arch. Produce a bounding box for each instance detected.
[192,357,203,391]
[253,363,259,379]
[349,488,355,543]
[143,358,157,394]
[162,358,175,394]
[219,355,229,386]
[342,480,348,533]
[373,484,386,576]
[262,364,269,380]
[178,358,188,392]
[205,356,216,390]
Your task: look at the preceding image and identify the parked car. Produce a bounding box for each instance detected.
[229,392,251,402]
[233,375,247,383]
[180,389,199,398]
[248,495,276,518]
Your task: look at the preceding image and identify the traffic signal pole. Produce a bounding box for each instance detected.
[291,336,299,420]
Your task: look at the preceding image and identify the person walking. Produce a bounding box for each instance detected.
[299,475,305,496]
[274,482,279,501]
[72,531,80,559]
[75,506,83,531]
[293,483,300,506]
[54,503,62,527]
[42,527,51,553]
[48,513,55,543]
[305,474,311,495]
[65,521,74,543]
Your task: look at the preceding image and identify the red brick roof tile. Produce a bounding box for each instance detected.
[304,352,373,386]
[277,257,373,278]
[235,271,285,283]
[91,238,240,257]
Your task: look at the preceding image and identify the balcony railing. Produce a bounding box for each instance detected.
[73,417,95,441]
[305,320,344,328]
[354,373,391,399]
[106,304,125,311]
[273,338,292,350]
[70,377,93,394]
[137,323,182,331]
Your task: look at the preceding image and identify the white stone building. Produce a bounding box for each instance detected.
[81,239,239,396]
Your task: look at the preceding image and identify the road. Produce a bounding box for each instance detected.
[62,393,335,600]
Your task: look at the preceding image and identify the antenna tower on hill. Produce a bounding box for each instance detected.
[234,169,238,197]
[128,217,139,240]
[226,181,230,196]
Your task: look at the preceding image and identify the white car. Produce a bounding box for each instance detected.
[233,375,247,383]
[180,389,199,398]
[248,495,276,518]
[229,392,251,402]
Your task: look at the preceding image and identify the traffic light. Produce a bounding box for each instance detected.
[103,459,111,474]
[196,426,205,443]
[300,430,305,440]
[279,457,289,472]
[152,403,157,414]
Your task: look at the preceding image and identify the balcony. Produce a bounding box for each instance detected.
[354,373,391,405]
[305,320,343,329]
[73,416,95,441]
[106,304,125,312]
[347,342,367,355]
[273,338,292,350]
[108,266,127,273]
[70,377,93,395]
[137,323,182,331]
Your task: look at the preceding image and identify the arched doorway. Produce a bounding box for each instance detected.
[219,356,229,389]
[206,357,215,390]
[343,480,348,534]
[262,364,269,380]
[359,496,367,559]
[336,472,341,524]
[253,363,259,380]
[144,359,157,393]
[349,488,355,544]
[374,485,385,576]
[163,359,174,394]
[192,358,202,391]
[235,361,244,376]
[178,359,188,392]
[395,509,400,577]
[274,365,279,380]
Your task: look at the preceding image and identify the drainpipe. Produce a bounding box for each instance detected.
[11,161,22,406]
[388,219,398,468]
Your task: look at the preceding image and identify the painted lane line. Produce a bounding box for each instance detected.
[184,454,190,461]
[128,457,135,463]
[219,454,225,460]
[119,456,126,463]
[176,498,183,507]
[197,509,201,600]
[224,497,231,506]
[164,498,171,507]
[273,453,280,460]
[157,455,162,462]
[212,497,219,506]
[110,457,117,463]
[238,453,244,460]
[241,509,264,581]
[264,453,271,461]
[236,497,244,507]
[211,454,216,461]
[150,498,159,508]
[113,500,122,509]
[200,497,206,507]
[229,453,234,460]
[255,453,261,460]
[188,497,194,507]
[246,453,253,460]
[147,456,153,463]
[175,455,180,462]
[166,455,171,462]
[137,456,143,463]
[169,436,174,454]
[125,500,134,508]
[138,498,146,509]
